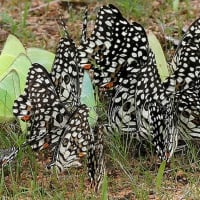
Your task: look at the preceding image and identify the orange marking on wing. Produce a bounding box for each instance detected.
[43,143,49,149]
[104,82,114,89]
[21,115,30,121]
[83,64,91,70]
[79,152,86,158]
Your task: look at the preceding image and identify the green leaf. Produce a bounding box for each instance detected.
[4,54,32,92]
[0,54,16,77]
[101,175,108,200]
[0,70,20,121]
[1,34,26,57]
[0,54,31,121]
[80,71,98,127]
[26,48,55,71]
[155,160,166,191]
[148,32,169,81]
[0,35,55,123]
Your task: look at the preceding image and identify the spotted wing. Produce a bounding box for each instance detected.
[103,21,148,135]
[175,87,200,138]
[163,17,200,139]
[135,49,178,160]
[87,125,105,192]
[78,4,149,87]
[163,17,200,94]
[47,104,91,171]
[0,147,19,166]
[13,63,69,151]
[51,24,83,111]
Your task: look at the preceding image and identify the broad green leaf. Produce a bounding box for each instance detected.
[148,32,169,81]
[0,70,20,121]
[80,71,98,127]
[5,53,31,92]
[0,35,55,124]
[1,34,25,57]
[27,48,55,71]
[0,54,15,77]
[155,160,166,191]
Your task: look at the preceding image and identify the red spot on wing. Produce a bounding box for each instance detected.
[43,143,49,149]
[21,115,30,121]
[83,64,91,70]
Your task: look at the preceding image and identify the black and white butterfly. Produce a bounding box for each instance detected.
[11,15,104,191]
[163,17,200,140]
[13,64,70,150]
[78,4,149,87]
[51,19,84,112]
[10,64,93,178]
[135,48,178,160]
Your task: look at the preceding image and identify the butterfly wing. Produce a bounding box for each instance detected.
[51,23,84,111]
[13,63,69,150]
[87,125,105,192]
[47,104,90,171]
[163,17,200,140]
[135,48,178,160]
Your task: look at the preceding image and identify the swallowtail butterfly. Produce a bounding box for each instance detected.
[164,17,200,139]
[2,19,94,178]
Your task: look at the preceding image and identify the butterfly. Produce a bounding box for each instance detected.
[106,22,148,135]
[78,4,149,87]
[12,66,92,168]
[13,64,70,150]
[163,17,200,94]
[90,8,177,160]
[163,17,200,140]
[134,47,178,160]
[51,19,105,188]
[47,104,91,170]
[51,19,84,112]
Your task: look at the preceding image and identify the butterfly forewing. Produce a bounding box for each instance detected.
[164,17,200,95]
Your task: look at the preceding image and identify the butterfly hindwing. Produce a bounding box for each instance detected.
[47,104,90,171]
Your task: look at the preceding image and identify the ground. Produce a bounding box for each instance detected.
[0,0,200,199]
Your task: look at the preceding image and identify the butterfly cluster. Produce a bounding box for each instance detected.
[1,15,104,191]
[0,3,200,193]
[78,4,200,161]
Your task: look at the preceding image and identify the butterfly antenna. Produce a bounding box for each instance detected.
[80,6,88,44]
[57,10,70,38]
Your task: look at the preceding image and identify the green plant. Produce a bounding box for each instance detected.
[155,160,166,191]
[148,32,170,81]
[0,34,55,121]
[80,71,98,127]
[101,175,108,200]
